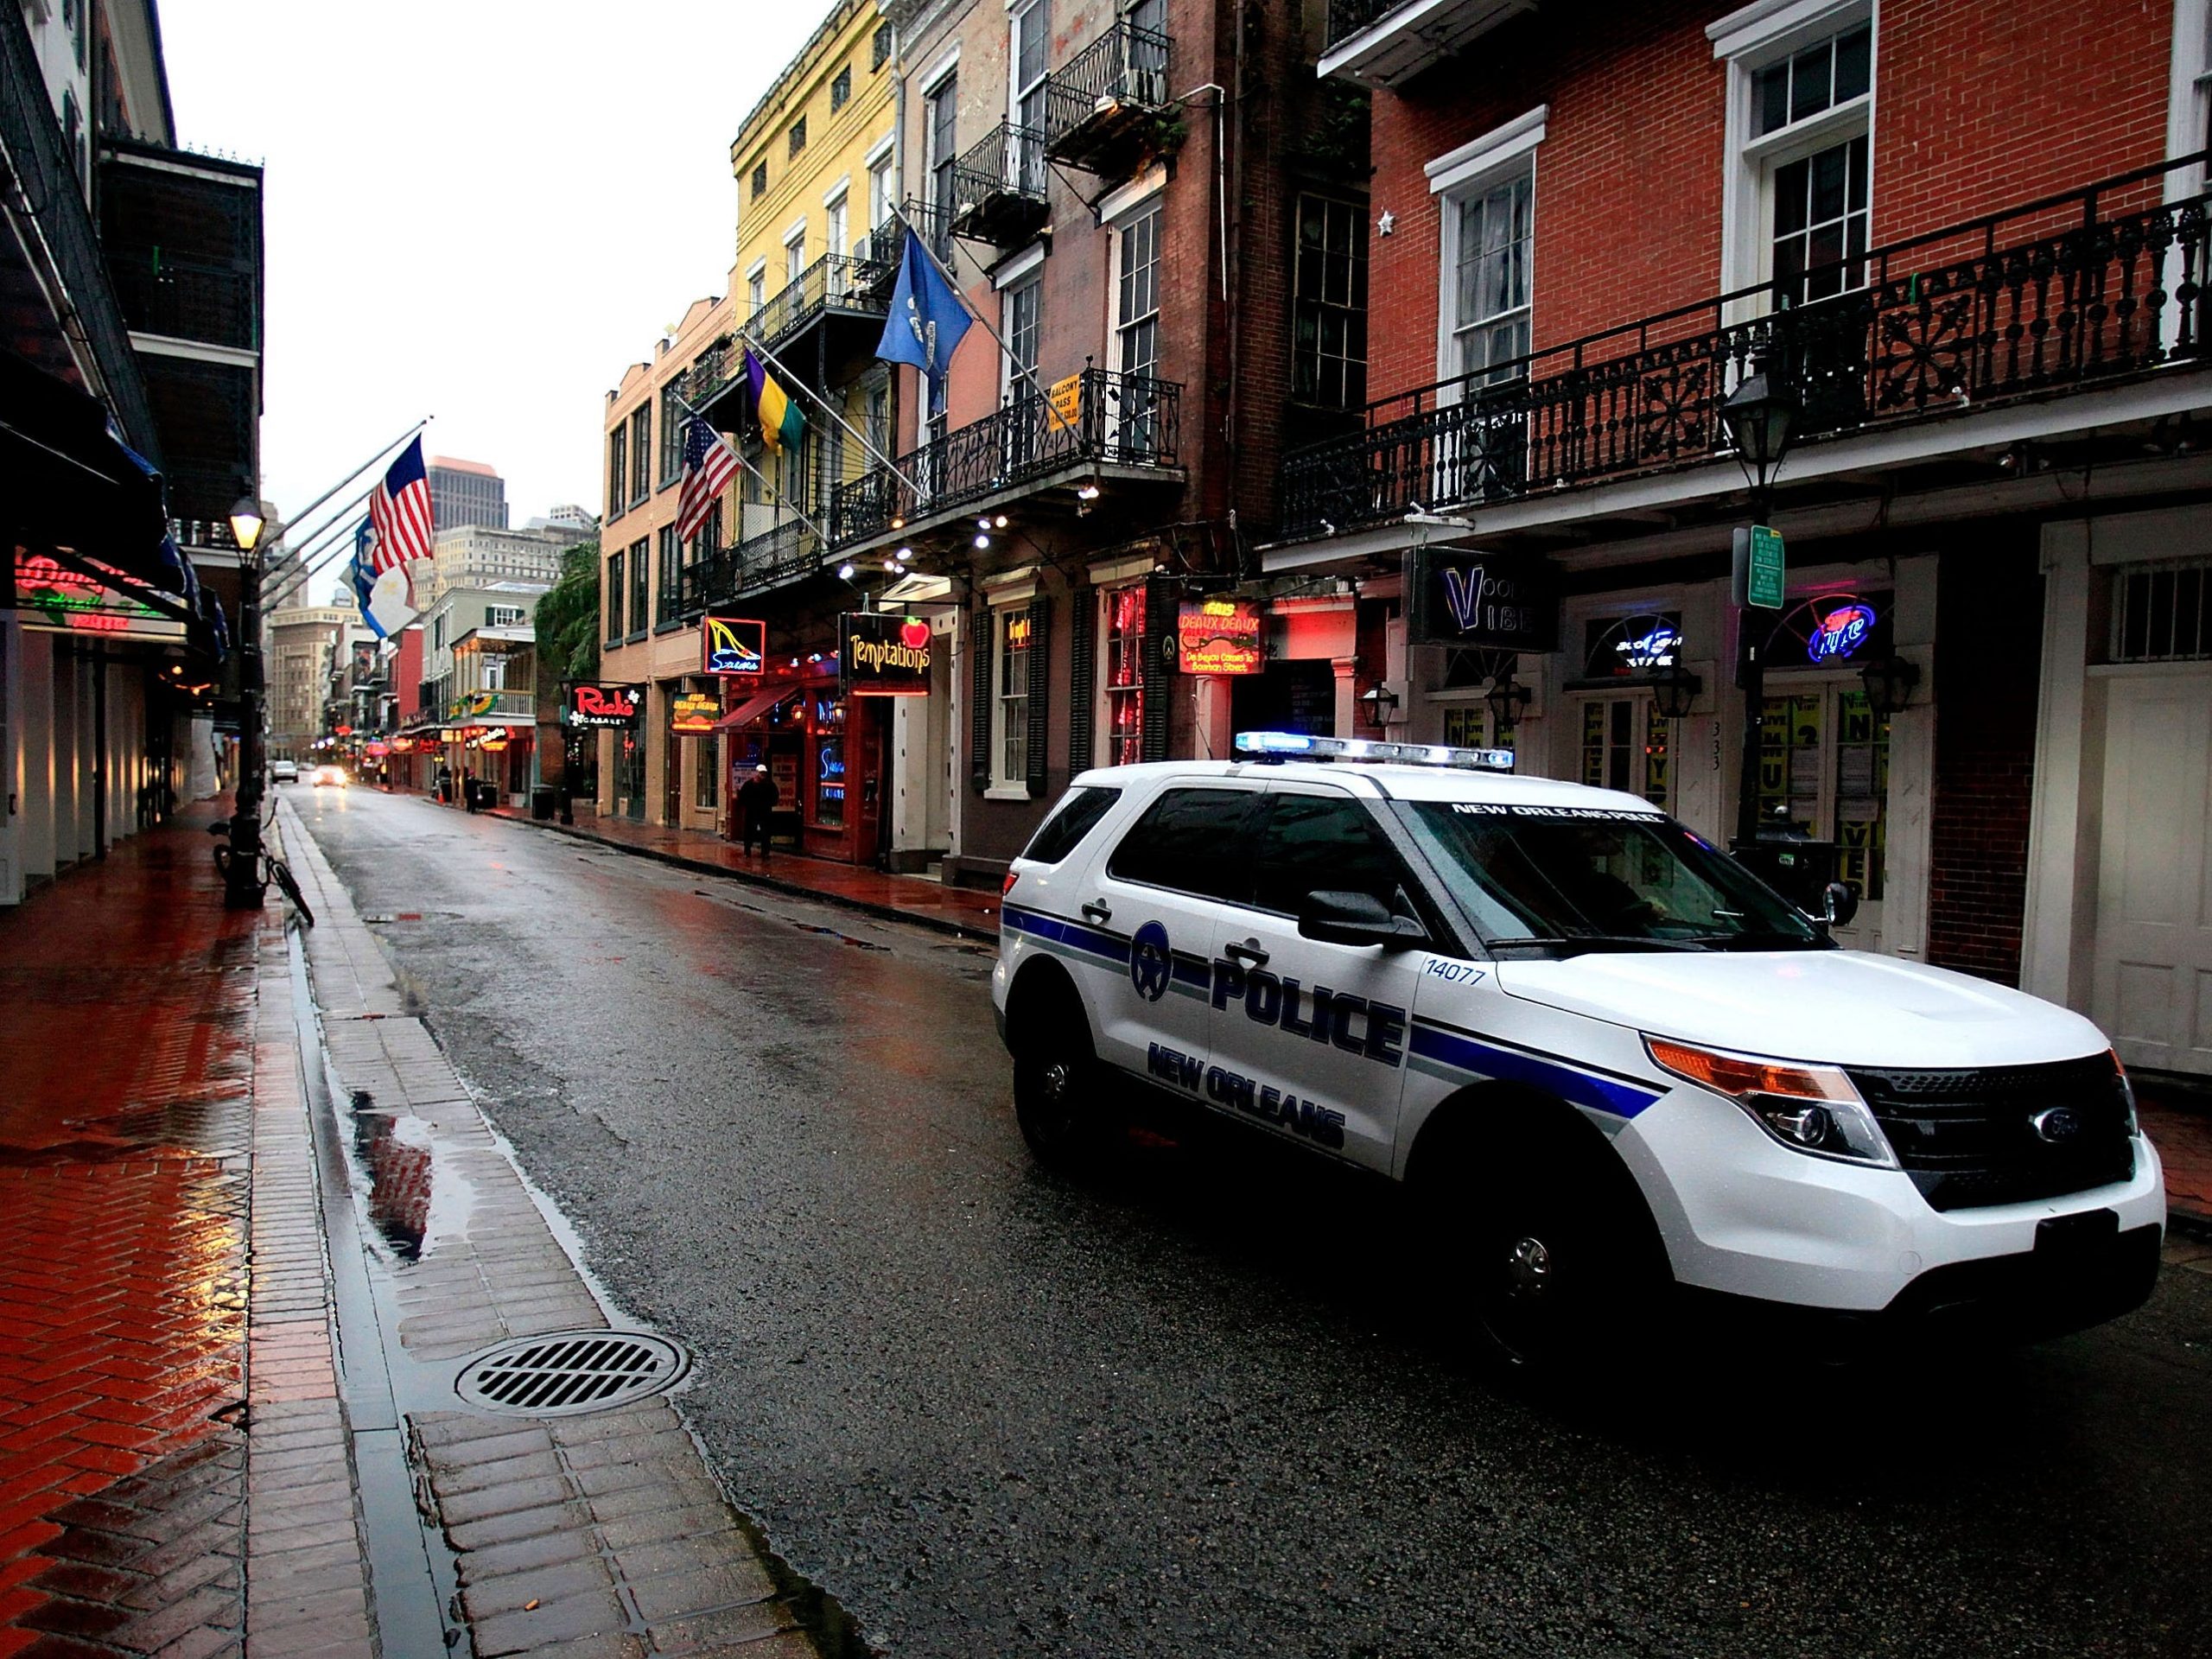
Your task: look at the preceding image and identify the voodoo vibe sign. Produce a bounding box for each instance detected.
[839,613,934,696]
[1407,547,1559,652]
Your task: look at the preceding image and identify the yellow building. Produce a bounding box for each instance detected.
[596,0,907,849]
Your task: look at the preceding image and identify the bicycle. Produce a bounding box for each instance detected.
[208,805,315,927]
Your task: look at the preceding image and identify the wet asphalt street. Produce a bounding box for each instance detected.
[294,786,2212,1659]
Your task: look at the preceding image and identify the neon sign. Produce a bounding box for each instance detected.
[1618,626,1681,670]
[1808,601,1878,663]
[1176,598,1263,676]
[702,613,767,678]
[568,683,641,728]
[671,691,721,734]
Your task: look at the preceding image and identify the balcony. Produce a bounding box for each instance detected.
[753,251,897,365]
[950,124,1050,249]
[1043,18,1173,177]
[830,367,1182,549]
[679,518,828,613]
[1277,153,2212,542]
[1319,0,1534,87]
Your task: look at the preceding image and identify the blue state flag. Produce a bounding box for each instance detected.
[351,514,416,639]
[875,223,972,382]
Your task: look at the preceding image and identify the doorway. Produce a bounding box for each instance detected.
[1758,675,1889,950]
[2092,667,2212,1073]
[1230,658,1336,737]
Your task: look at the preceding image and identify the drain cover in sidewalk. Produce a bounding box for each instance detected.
[455,1331,690,1416]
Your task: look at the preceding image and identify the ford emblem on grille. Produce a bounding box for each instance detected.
[2032,1107,2082,1144]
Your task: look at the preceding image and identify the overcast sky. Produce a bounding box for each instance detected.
[160,1,823,553]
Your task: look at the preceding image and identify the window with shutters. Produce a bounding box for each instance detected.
[1101,584,1145,767]
[991,607,1031,791]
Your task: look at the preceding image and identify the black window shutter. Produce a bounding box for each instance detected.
[1024,595,1051,798]
[1067,591,1095,775]
[1141,575,1173,763]
[970,608,994,794]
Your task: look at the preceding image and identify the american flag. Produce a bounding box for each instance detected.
[677,415,740,544]
[368,436,435,575]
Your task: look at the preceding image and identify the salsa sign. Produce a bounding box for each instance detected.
[567,683,642,728]
[1408,548,1557,652]
[702,613,767,678]
[1176,598,1262,675]
[839,612,933,696]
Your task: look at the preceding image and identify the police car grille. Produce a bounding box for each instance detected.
[1844,1054,2134,1212]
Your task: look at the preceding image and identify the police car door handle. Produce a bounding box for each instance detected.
[1224,938,1269,968]
[1083,900,1113,925]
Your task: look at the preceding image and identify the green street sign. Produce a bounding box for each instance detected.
[1733,524,1786,609]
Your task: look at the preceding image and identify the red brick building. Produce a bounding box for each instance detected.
[1262,0,2212,1076]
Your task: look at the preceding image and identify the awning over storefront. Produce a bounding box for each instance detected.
[711,683,800,732]
[1,348,174,594]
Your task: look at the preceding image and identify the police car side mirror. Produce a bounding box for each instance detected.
[1821,880,1859,929]
[1299,890,1427,949]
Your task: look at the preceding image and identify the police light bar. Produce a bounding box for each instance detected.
[1232,731,1515,772]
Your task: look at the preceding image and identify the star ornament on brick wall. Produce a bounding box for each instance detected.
[1377,209,1397,237]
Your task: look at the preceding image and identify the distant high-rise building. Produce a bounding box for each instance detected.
[427,456,508,530]
[530,504,599,536]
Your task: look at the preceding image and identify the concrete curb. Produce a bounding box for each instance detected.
[482,808,999,942]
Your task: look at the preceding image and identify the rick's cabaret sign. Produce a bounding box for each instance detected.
[567,683,642,728]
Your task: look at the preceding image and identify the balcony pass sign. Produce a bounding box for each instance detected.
[840,613,932,696]
[1407,548,1558,652]
[567,683,641,728]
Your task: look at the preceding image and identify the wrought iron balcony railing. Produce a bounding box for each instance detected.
[1325,0,1413,48]
[753,251,897,352]
[830,367,1182,547]
[678,518,827,614]
[950,123,1050,245]
[680,340,737,411]
[1279,152,2212,541]
[0,4,160,461]
[106,246,258,351]
[1043,19,1172,172]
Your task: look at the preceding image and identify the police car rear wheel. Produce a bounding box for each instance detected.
[1014,1031,1102,1167]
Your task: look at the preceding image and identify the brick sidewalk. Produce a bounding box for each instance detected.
[2138,1086,2212,1229]
[0,805,278,1657]
[475,797,1001,938]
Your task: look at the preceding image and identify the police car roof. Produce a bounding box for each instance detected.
[1069,759,1662,815]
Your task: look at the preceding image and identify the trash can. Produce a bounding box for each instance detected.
[531,786,556,821]
[1730,822,1836,916]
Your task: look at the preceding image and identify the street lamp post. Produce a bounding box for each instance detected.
[1718,350,1799,850]
[223,497,268,908]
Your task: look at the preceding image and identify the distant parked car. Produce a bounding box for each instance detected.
[270,759,299,784]
[311,765,347,788]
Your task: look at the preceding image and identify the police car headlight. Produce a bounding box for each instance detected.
[1644,1037,1898,1169]
[2110,1049,2140,1136]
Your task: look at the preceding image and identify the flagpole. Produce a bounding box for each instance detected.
[728,326,925,502]
[671,392,834,553]
[260,489,379,614]
[256,418,429,565]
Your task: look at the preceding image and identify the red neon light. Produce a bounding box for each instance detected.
[573,685,638,719]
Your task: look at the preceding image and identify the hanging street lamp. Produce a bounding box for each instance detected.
[222,495,270,908]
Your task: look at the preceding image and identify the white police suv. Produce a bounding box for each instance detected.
[992,732,2165,1364]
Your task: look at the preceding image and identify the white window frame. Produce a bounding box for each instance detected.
[1097,581,1148,770]
[1103,189,1164,447]
[988,605,1033,796]
[783,218,808,288]
[865,135,898,241]
[2167,0,2210,197]
[745,259,767,320]
[998,263,1043,404]
[1711,0,1877,313]
[1428,110,1543,391]
[1008,0,1051,188]
[823,180,851,258]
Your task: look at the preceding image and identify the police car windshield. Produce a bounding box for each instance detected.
[1396,802,1830,955]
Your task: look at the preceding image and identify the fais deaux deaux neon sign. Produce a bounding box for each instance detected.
[567,683,643,728]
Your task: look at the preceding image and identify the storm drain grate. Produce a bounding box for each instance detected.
[454,1331,690,1416]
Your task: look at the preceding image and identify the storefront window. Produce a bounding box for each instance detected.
[1103,585,1145,766]
[811,694,847,828]
[1441,703,1514,756]
[996,609,1030,787]
[1579,696,1670,810]
[696,734,720,810]
[1763,687,1889,901]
